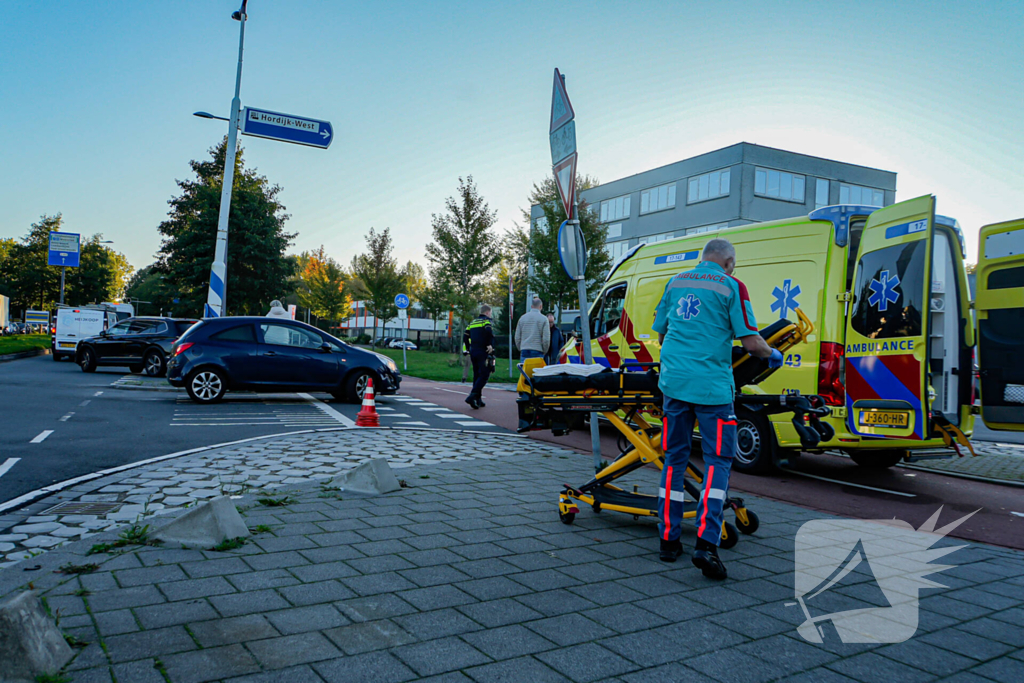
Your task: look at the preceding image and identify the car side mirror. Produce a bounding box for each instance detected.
[573,316,582,334]
[319,342,332,353]
[100,330,109,337]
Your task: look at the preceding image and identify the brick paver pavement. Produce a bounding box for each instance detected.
[906,441,1024,483]
[1,432,1021,682]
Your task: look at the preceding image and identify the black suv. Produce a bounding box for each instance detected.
[166,317,401,404]
[77,317,198,377]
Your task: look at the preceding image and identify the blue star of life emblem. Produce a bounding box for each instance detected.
[868,270,901,312]
[677,293,701,320]
[771,279,801,319]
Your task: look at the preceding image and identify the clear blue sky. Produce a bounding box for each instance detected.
[1,0,1021,273]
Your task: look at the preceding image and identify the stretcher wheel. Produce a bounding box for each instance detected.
[735,509,760,535]
[720,521,739,550]
[559,511,576,525]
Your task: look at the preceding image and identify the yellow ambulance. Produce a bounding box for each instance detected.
[560,195,1024,472]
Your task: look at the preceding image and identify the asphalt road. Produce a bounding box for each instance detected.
[0,355,505,507]
[399,378,1024,550]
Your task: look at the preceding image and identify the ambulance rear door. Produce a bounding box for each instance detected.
[843,195,935,440]
[975,218,1024,430]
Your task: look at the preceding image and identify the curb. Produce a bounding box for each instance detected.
[897,462,1024,488]
[0,426,526,515]
[110,380,179,392]
[0,348,50,363]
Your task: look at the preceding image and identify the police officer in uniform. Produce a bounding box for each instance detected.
[652,238,782,579]
[463,304,495,409]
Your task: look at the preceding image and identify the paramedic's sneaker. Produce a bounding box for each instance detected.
[692,547,727,580]
[659,539,684,562]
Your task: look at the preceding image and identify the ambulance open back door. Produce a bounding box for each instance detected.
[975,218,1024,431]
[843,196,935,441]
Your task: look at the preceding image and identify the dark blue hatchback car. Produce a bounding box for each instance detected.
[166,317,401,404]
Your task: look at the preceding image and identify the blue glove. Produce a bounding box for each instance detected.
[768,348,784,369]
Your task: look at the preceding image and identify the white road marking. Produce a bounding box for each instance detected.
[79,400,91,407]
[0,458,20,479]
[455,421,491,427]
[376,407,395,411]
[94,391,104,396]
[394,421,430,426]
[30,430,54,443]
[419,407,450,412]
[378,413,411,418]
[59,412,75,422]
[778,467,917,498]
[298,393,355,427]
[1011,511,1024,518]
[436,413,467,419]
[439,388,470,396]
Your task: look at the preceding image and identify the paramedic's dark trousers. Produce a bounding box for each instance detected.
[658,397,736,546]
[469,352,489,403]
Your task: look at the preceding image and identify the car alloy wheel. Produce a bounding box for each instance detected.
[191,371,223,402]
[145,351,165,377]
[355,373,370,399]
[735,421,761,467]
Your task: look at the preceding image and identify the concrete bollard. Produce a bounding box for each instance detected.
[152,495,250,549]
[330,458,401,495]
[0,591,73,683]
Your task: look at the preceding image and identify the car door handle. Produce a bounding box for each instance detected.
[607,345,619,351]
[628,344,642,350]
[263,351,277,357]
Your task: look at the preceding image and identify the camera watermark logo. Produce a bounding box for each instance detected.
[788,507,976,644]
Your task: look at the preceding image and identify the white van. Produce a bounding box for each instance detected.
[52,307,118,362]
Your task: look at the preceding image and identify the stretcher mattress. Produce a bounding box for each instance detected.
[530,369,661,394]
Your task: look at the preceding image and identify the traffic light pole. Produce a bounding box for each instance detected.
[205,6,247,318]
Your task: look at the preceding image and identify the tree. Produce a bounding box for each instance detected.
[125,265,175,315]
[416,279,451,352]
[516,174,610,314]
[0,214,132,312]
[297,246,350,322]
[350,228,403,347]
[400,261,427,300]
[425,176,500,341]
[156,138,296,317]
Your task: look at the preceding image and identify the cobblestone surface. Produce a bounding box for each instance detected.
[905,441,1024,483]
[1,438,1020,683]
[0,430,531,567]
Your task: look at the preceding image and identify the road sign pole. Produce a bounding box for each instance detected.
[206,7,246,318]
[59,267,65,306]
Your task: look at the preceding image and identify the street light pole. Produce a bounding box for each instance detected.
[205,2,248,319]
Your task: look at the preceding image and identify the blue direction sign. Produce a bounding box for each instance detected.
[395,293,410,309]
[242,107,333,149]
[48,232,80,268]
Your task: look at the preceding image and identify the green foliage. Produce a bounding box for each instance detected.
[63,633,89,649]
[34,673,71,683]
[350,228,404,345]
[0,334,50,356]
[156,138,296,317]
[514,175,610,312]
[425,177,500,339]
[73,588,91,597]
[57,562,99,575]
[252,524,273,533]
[401,261,427,300]
[416,280,450,351]
[256,496,295,507]
[86,522,156,555]
[297,245,351,322]
[210,537,247,552]
[124,264,176,316]
[0,214,133,312]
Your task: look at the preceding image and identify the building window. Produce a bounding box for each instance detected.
[600,194,631,222]
[839,183,884,207]
[640,183,676,214]
[533,217,548,233]
[686,223,729,235]
[755,167,806,203]
[607,223,622,239]
[687,169,731,204]
[606,240,631,261]
[815,179,830,208]
[643,232,675,244]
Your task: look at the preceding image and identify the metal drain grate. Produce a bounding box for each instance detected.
[41,501,123,516]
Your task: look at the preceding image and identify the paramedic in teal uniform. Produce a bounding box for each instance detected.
[652,238,782,579]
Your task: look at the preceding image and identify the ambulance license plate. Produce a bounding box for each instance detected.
[59,342,76,349]
[859,411,909,428]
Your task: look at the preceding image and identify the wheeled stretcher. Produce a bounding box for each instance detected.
[516,308,833,549]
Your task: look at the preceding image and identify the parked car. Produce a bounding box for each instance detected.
[166,317,401,404]
[77,317,199,376]
[389,340,417,350]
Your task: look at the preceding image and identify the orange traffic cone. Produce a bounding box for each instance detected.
[355,378,380,427]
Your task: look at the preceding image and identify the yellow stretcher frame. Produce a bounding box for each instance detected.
[518,309,827,549]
